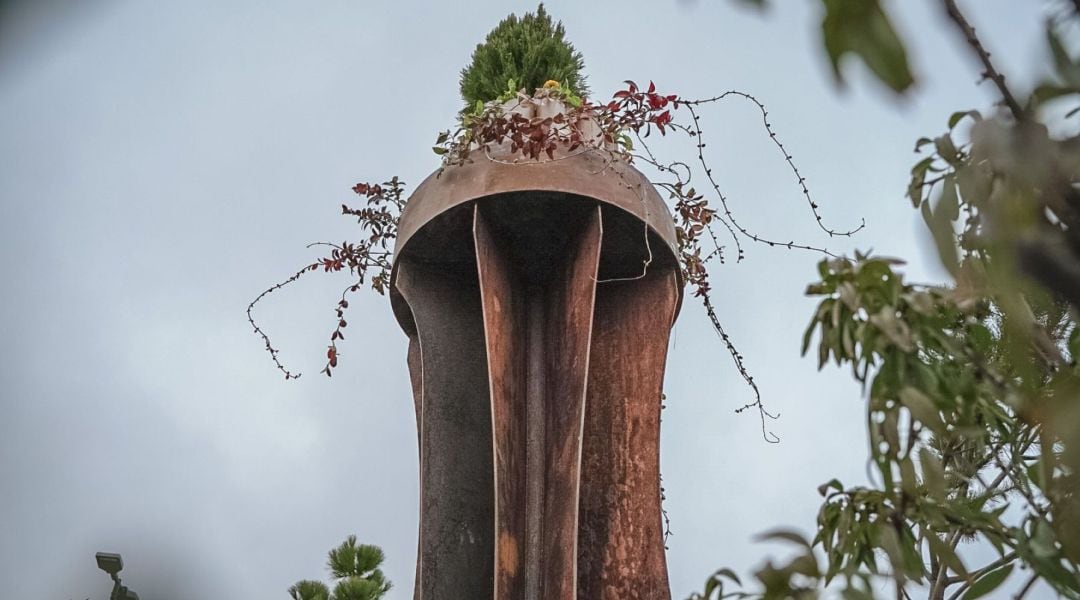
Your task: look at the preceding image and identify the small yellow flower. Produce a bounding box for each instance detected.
[543,80,561,89]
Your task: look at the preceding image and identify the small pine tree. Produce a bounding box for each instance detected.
[289,536,391,600]
[459,4,589,109]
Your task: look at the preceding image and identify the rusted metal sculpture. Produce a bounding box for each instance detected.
[390,109,683,599]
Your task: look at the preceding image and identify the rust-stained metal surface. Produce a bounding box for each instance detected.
[578,270,679,599]
[395,151,677,261]
[538,206,602,599]
[390,151,682,334]
[405,335,423,596]
[474,206,528,599]
[396,259,494,600]
[391,156,680,600]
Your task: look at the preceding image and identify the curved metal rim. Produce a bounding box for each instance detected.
[389,150,685,331]
[394,150,679,262]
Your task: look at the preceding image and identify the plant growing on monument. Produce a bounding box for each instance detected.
[458,4,588,111]
[248,5,864,443]
[289,536,392,600]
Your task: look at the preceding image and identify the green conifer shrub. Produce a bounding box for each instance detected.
[459,4,589,109]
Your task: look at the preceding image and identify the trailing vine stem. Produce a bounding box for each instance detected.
[635,154,744,263]
[248,178,405,379]
[683,91,865,239]
[594,177,656,285]
[247,262,318,380]
[684,103,839,258]
[700,278,780,444]
[660,471,673,546]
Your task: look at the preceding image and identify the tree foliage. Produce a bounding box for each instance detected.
[459,3,588,109]
[289,536,391,600]
[690,1,1080,599]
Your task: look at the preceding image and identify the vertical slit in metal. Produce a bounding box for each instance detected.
[525,287,545,600]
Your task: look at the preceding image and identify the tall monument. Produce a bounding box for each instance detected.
[389,100,683,600]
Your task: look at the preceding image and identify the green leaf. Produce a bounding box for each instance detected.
[802,316,818,356]
[939,176,960,222]
[961,563,1013,600]
[908,156,935,207]
[877,523,906,575]
[934,134,960,165]
[817,478,843,497]
[899,386,944,433]
[821,0,914,93]
[1032,83,1080,105]
[819,321,833,368]
[710,568,742,587]
[868,306,914,352]
[432,146,449,155]
[919,446,946,500]
[1026,460,1044,491]
[981,530,1006,556]
[818,258,832,280]
[1046,22,1080,88]
[956,161,993,206]
[948,110,980,130]
[968,323,993,356]
[755,528,812,548]
[899,456,918,495]
[921,177,959,276]
[899,527,927,582]
[927,533,967,578]
[1029,519,1058,560]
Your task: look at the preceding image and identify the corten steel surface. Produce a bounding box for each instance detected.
[396,260,495,599]
[390,151,682,600]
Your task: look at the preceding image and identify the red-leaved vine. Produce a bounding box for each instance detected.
[250,81,862,442]
[247,177,405,379]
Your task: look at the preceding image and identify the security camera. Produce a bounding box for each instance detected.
[95,552,123,577]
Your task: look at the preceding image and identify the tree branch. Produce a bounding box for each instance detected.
[941,0,1026,121]
[1014,572,1038,599]
[945,552,1017,600]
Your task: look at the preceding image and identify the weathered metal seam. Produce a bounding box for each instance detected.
[471,204,502,600]
[570,205,604,598]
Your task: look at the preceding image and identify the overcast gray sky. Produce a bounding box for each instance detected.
[0,1,1058,598]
